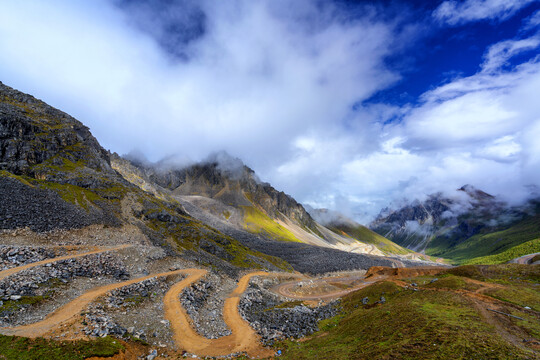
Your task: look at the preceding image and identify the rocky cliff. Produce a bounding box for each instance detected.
[0,81,111,178]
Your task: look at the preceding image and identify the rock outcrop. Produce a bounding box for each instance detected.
[0,81,112,177]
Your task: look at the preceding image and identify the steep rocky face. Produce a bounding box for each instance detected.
[0,81,112,178]
[0,81,128,230]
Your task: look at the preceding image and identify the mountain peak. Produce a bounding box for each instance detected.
[458,184,495,201]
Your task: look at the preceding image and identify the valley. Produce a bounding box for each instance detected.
[0,80,538,359]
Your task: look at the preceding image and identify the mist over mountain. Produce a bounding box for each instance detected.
[370,184,540,263]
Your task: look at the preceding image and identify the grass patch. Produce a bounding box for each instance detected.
[443,264,540,283]
[241,205,301,243]
[0,296,49,317]
[483,285,540,311]
[0,170,34,187]
[267,301,305,311]
[0,334,123,360]
[35,180,102,210]
[463,239,540,265]
[427,214,540,264]
[123,295,145,307]
[277,280,536,359]
[422,275,482,291]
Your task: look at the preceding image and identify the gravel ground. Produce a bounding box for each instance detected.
[181,272,235,339]
[0,245,64,270]
[239,276,340,345]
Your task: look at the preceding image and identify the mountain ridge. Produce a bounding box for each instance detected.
[370,185,540,264]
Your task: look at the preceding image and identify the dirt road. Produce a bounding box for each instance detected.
[164,271,275,358]
[0,244,132,281]
[272,276,376,300]
[0,268,189,338]
[509,252,540,264]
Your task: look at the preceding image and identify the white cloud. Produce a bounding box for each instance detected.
[481,36,540,72]
[523,9,540,30]
[0,0,539,225]
[434,0,537,26]
[0,0,399,168]
[301,32,540,222]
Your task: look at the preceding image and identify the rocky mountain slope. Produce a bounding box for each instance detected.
[370,185,540,264]
[0,81,289,274]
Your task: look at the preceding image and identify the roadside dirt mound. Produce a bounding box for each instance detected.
[365,266,446,279]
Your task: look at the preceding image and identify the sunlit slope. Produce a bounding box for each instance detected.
[329,223,414,256]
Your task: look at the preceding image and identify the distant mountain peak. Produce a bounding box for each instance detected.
[458,184,495,200]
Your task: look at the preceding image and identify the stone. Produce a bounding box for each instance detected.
[362,297,369,305]
[147,349,158,360]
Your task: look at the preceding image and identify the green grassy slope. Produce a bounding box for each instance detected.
[278,264,540,359]
[330,224,413,255]
[463,238,540,265]
[0,335,123,360]
[427,214,540,264]
[240,205,302,243]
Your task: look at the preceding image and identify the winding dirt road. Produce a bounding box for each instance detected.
[0,268,189,338]
[164,271,275,358]
[0,247,284,358]
[0,244,132,281]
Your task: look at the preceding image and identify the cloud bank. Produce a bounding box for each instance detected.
[433,0,537,25]
[0,0,539,224]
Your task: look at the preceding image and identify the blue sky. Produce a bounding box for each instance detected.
[0,0,539,223]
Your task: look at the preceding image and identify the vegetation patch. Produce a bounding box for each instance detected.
[0,296,49,317]
[0,170,34,187]
[277,279,536,359]
[483,285,540,311]
[266,301,305,311]
[422,275,482,291]
[443,264,540,283]
[427,214,540,264]
[241,205,301,243]
[0,334,124,360]
[35,180,102,210]
[463,239,540,265]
